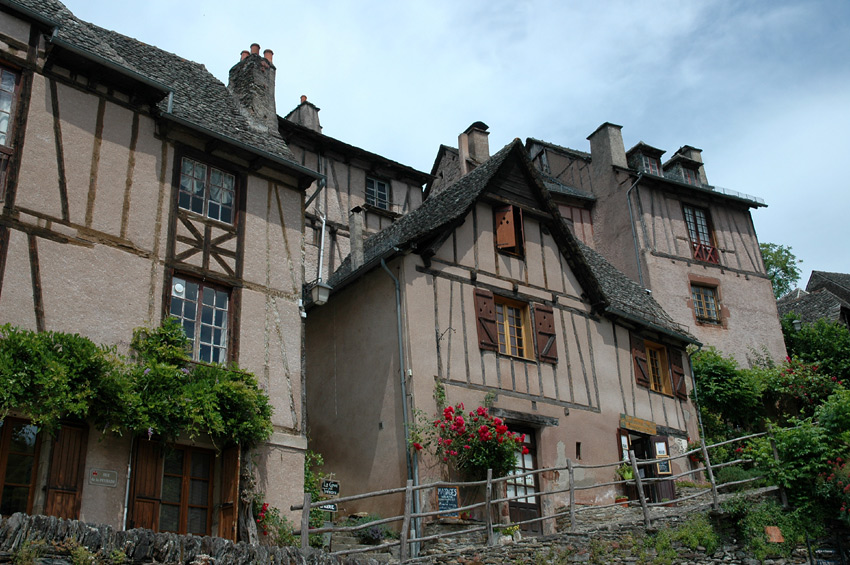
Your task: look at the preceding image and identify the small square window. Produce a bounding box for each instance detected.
[170,276,229,363]
[366,177,390,210]
[683,167,699,186]
[494,205,525,257]
[641,155,660,175]
[692,285,720,324]
[494,296,532,359]
[178,157,236,224]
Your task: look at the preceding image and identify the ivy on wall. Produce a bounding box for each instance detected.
[0,318,273,448]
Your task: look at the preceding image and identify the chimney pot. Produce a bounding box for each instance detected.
[300,95,307,103]
[240,50,249,61]
[250,43,260,55]
[263,49,273,63]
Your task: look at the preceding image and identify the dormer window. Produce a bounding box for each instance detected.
[640,155,660,175]
[683,167,699,186]
[494,204,525,257]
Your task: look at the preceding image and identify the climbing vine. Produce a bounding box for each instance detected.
[0,319,273,447]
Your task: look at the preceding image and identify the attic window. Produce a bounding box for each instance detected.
[494,205,524,257]
[683,167,699,186]
[366,177,390,210]
[640,155,660,175]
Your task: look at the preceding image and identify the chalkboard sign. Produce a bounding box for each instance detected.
[321,480,340,497]
[437,487,459,517]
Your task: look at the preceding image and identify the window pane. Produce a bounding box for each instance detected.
[159,504,179,532]
[191,452,211,478]
[210,168,221,186]
[202,288,214,306]
[200,324,212,344]
[0,92,12,114]
[4,453,35,483]
[189,480,209,506]
[0,114,8,136]
[161,476,182,503]
[199,344,211,363]
[1,70,15,92]
[182,158,194,175]
[163,449,184,475]
[201,306,213,326]
[188,507,207,535]
[0,485,30,515]
[215,290,228,309]
[9,424,38,453]
[193,163,206,179]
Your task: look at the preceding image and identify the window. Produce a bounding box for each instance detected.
[0,65,20,201]
[682,205,719,263]
[682,167,699,186]
[178,157,235,224]
[159,446,214,536]
[0,418,40,516]
[506,428,541,534]
[645,342,672,395]
[495,296,532,359]
[170,276,229,363]
[365,176,390,210]
[494,204,524,257]
[474,289,558,363]
[640,154,660,175]
[691,285,720,323]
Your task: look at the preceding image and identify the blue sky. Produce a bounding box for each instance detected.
[62,0,850,286]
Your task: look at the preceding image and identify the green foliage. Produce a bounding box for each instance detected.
[759,242,801,298]
[721,498,805,560]
[12,540,45,565]
[714,465,764,491]
[761,357,845,420]
[782,315,850,383]
[817,456,850,525]
[0,320,273,448]
[304,450,327,547]
[691,347,763,431]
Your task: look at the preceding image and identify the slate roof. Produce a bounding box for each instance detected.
[328,140,693,343]
[526,137,592,161]
[777,288,849,326]
[807,271,850,304]
[540,173,595,202]
[6,0,303,168]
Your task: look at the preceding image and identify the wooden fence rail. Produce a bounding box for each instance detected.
[291,428,785,561]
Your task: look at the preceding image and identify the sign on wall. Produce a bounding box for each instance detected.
[620,414,657,436]
[437,486,459,518]
[88,469,118,487]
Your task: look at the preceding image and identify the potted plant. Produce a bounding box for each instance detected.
[615,462,634,481]
[614,495,629,507]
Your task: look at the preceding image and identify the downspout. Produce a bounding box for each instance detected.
[380,258,421,556]
[316,211,326,282]
[121,435,135,530]
[625,173,645,288]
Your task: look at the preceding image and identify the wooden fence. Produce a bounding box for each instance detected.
[291,429,785,562]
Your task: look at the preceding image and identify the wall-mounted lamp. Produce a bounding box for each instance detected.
[311,281,332,306]
[791,318,802,332]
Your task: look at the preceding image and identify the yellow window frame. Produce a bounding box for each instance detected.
[494,296,533,360]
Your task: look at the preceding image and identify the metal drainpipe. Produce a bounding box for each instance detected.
[121,435,135,530]
[625,173,645,288]
[316,211,326,283]
[380,258,421,556]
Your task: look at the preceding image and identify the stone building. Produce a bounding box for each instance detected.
[305,139,700,535]
[0,0,320,537]
[526,123,786,365]
[777,271,850,328]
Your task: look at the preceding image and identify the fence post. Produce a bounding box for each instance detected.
[485,469,495,546]
[567,458,576,533]
[630,450,651,528]
[300,492,311,550]
[400,479,412,562]
[700,436,720,510]
[768,426,789,509]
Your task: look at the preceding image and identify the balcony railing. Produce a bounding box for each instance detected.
[692,242,719,264]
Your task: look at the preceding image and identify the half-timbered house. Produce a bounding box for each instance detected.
[0,0,319,536]
[305,139,700,534]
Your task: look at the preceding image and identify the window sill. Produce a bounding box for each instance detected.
[496,351,538,364]
[362,203,401,219]
[176,208,236,230]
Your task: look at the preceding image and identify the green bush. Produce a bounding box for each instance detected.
[714,465,764,492]
[672,514,719,554]
[721,498,805,560]
[347,514,397,545]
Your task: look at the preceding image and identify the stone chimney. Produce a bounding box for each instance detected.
[284,95,322,133]
[458,121,490,175]
[587,122,628,172]
[227,43,277,133]
[349,206,364,271]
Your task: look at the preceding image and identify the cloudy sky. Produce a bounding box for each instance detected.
[62,0,850,286]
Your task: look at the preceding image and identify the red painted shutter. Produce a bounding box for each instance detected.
[533,304,557,364]
[218,445,240,541]
[44,423,88,519]
[630,333,650,388]
[130,440,163,531]
[494,205,516,249]
[474,288,498,351]
[670,348,688,400]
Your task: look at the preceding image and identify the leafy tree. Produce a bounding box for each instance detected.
[691,347,764,432]
[759,242,801,298]
[781,314,850,383]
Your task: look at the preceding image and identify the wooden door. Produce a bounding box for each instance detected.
[506,428,541,534]
[129,440,164,530]
[650,435,675,503]
[44,423,88,518]
[217,445,239,541]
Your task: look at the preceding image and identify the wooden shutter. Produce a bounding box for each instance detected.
[630,333,650,388]
[474,288,498,351]
[129,440,163,531]
[218,445,240,541]
[494,205,516,249]
[533,304,558,363]
[44,423,88,519]
[670,348,688,400]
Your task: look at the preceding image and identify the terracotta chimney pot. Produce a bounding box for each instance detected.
[263,49,274,63]
[300,95,307,103]
[250,43,260,55]
[240,50,249,61]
